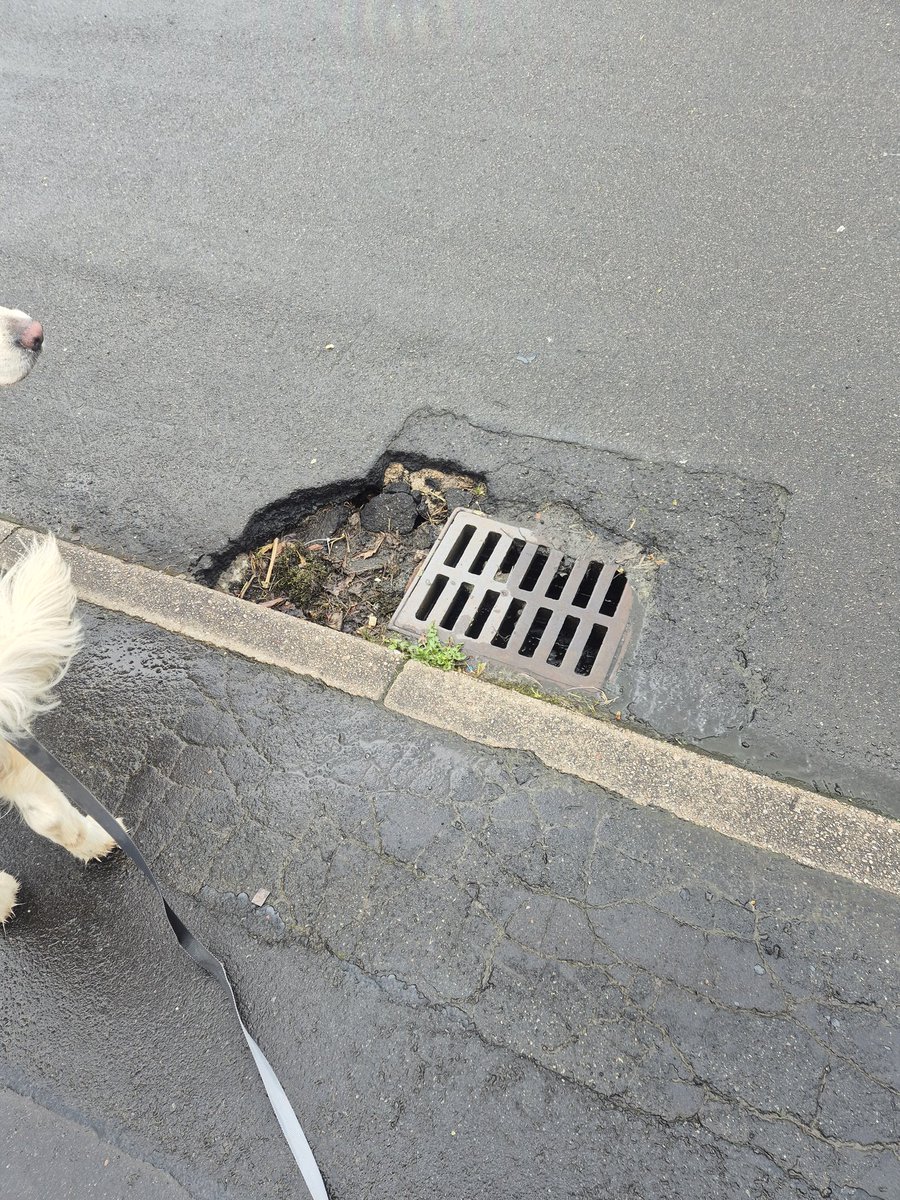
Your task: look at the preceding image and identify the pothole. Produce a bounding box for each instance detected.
[214,459,640,700]
[214,462,487,642]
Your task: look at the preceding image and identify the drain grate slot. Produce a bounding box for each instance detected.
[575,624,608,676]
[440,581,473,629]
[572,560,603,608]
[546,557,574,600]
[492,597,525,649]
[600,571,627,616]
[389,509,636,692]
[466,590,500,639]
[495,538,526,582]
[519,546,550,592]
[446,524,477,568]
[547,615,580,667]
[520,607,553,658]
[469,530,502,575]
[416,574,449,621]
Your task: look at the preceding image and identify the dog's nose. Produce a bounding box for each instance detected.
[15,320,43,352]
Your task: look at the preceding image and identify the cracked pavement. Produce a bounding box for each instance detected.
[2,608,897,1199]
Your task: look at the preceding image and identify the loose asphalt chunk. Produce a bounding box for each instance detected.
[1,607,897,1200]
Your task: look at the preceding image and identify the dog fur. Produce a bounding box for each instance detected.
[0,306,118,923]
[0,305,42,388]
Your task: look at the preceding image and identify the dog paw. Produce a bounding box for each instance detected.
[0,873,19,924]
[71,815,126,863]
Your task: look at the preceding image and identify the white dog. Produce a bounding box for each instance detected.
[0,305,118,924]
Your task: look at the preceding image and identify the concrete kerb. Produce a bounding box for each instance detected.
[385,662,900,896]
[2,520,898,896]
[0,521,402,703]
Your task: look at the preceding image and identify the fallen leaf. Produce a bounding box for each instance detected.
[354,532,387,560]
[326,612,343,630]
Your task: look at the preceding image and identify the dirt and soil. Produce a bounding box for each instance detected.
[219,463,484,639]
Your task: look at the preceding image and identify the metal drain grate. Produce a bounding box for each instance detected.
[389,509,635,691]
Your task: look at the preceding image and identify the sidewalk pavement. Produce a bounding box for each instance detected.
[1,604,897,1199]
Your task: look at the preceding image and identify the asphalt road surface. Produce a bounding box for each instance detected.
[1,610,898,1199]
[1,10,896,799]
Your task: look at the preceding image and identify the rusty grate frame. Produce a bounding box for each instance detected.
[389,509,636,692]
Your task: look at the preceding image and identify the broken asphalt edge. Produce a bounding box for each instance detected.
[2,520,897,897]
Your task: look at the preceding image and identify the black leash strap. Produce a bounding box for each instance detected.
[13,734,330,1200]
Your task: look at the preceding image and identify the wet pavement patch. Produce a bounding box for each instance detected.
[8,606,898,1200]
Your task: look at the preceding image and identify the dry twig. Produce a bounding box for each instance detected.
[262,537,281,589]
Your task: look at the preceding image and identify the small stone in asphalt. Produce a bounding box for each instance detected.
[408,523,440,549]
[753,964,765,975]
[298,503,344,543]
[444,487,478,511]
[359,491,418,533]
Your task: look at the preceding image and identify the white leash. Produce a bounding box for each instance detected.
[14,734,331,1200]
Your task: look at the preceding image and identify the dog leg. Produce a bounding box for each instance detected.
[0,871,18,923]
[0,743,120,863]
